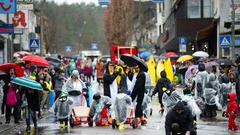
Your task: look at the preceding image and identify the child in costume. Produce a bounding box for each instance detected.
[223,93,239,131]
[89,92,112,126]
[53,91,73,128]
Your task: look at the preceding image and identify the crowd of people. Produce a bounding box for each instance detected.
[0,53,239,135]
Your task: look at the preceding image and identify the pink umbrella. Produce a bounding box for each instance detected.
[185,65,198,82]
[14,51,31,58]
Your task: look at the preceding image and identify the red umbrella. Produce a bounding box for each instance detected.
[166,52,178,57]
[22,55,49,67]
[0,63,24,77]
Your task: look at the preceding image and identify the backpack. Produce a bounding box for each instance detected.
[6,84,17,106]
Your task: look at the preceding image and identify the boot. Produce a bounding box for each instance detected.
[34,122,38,130]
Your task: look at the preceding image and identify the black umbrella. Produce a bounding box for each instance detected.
[46,57,61,67]
[120,54,148,72]
[216,59,234,66]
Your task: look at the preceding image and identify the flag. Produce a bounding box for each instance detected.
[147,55,156,86]
[156,60,164,80]
[164,58,174,82]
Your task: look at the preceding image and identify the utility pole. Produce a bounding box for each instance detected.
[40,0,46,56]
[231,0,235,59]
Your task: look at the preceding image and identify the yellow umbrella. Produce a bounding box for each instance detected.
[177,55,193,63]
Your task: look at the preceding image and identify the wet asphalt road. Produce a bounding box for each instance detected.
[2,81,240,135]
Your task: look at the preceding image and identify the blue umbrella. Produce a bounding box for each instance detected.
[139,51,152,60]
[11,77,43,91]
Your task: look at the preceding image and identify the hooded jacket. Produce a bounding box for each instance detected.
[165,101,194,135]
[226,93,238,115]
[152,71,171,103]
[103,62,117,98]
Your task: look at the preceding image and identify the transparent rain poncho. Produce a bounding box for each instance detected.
[162,91,182,114]
[142,93,151,118]
[53,97,73,119]
[89,96,112,121]
[182,95,202,119]
[204,87,217,106]
[114,93,132,123]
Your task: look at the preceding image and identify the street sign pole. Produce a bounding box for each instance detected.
[231,0,235,59]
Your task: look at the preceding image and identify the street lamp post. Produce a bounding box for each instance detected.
[231,0,235,59]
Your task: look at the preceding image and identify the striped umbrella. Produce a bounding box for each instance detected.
[11,77,43,91]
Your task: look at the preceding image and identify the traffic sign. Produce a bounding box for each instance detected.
[179,37,187,53]
[152,0,164,3]
[29,39,40,49]
[98,0,111,5]
[65,46,72,52]
[220,35,231,48]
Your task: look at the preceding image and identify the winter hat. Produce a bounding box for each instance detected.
[71,70,79,78]
[61,90,68,97]
[93,92,101,100]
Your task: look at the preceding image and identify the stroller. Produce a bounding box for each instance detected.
[112,93,141,130]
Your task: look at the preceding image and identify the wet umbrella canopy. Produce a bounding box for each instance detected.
[22,55,49,67]
[216,59,234,66]
[120,54,148,72]
[0,63,24,77]
[11,77,43,91]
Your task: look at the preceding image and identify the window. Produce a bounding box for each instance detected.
[188,0,201,18]
[203,0,213,18]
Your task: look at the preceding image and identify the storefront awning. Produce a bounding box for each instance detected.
[196,23,215,41]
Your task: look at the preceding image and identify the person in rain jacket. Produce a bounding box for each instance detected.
[54,70,66,100]
[162,83,182,114]
[223,93,239,131]
[113,93,132,130]
[24,88,40,132]
[69,59,76,76]
[131,64,146,125]
[53,91,73,128]
[103,61,118,98]
[152,71,171,112]
[195,63,208,98]
[203,73,220,117]
[89,92,112,126]
[64,70,87,107]
[165,101,196,135]
[115,66,128,94]
[219,75,232,108]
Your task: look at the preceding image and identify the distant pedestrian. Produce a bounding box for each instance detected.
[96,59,104,86]
[24,88,40,132]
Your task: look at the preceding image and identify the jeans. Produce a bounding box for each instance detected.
[26,107,37,130]
[41,93,49,110]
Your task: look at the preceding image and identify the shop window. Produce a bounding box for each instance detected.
[188,0,201,18]
[203,0,213,18]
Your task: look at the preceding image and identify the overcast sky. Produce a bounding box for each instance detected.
[49,0,98,5]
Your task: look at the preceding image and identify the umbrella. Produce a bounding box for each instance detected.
[166,52,178,57]
[46,57,61,67]
[22,55,49,67]
[193,51,209,58]
[0,63,24,77]
[11,77,43,91]
[177,55,193,63]
[120,54,148,72]
[13,51,31,58]
[139,51,151,60]
[216,59,234,66]
[204,61,219,69]
[185,65,198,82]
